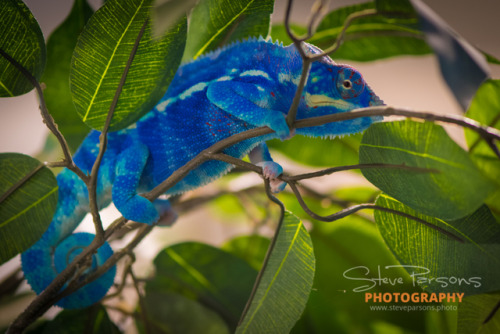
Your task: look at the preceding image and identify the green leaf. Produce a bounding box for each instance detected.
[0,153,58,265]
[466,84,500,154]
[375,0,415,14]
[222,235,270,271]
[42,0,94,151]
[294,215,426,333]
[40,305,120,334]
[271,2,431,62]
[236,212,315,334]
[464,79,500,215]
[458,293,500,334]
[482,51,500,65]
[268,134,362,167]
[359,120,494,220]
[148,242,257,331]
[70,0,187,131]
[0,0,46,97]
[182,0,274,61]
[375,194,500,295]
[138,291,230,334]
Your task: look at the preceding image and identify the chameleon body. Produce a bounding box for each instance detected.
[21,37,384,309]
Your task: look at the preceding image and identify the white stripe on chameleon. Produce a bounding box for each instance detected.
[216,76,232,82]
[240,70,271,80]
[156,98,172,112]
[179,82,208,100]
[304,93,353,111]
[157,75,234,110]
[278,72,300,85]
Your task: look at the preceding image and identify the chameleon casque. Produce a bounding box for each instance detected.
[21,37,384,309]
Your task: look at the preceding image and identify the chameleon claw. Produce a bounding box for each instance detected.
[257,161,283,179]
[270,179,287,193]
[256,161,287,193]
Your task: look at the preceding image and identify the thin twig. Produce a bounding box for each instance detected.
[288,163,439,181]
[0,48,86,181]
[102,255,135,300]
[238,179,286,325]
[304,0,329,42]
[309,9,379,60]
[286,59,311,128]
[287,182,464,242]
[130,269,153,334]
[87,18,150,241]
[468,113,500,153]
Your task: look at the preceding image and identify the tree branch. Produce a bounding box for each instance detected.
[287,181,464,242]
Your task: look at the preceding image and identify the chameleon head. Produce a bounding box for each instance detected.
[295,44,384,138]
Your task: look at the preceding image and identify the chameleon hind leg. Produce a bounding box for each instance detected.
[249,143,287,193]
[112,141,160,224]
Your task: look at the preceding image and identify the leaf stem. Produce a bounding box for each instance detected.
[483,298,500,324]
[0,164,44,204]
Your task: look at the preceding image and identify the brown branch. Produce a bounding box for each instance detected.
[308,9,379,61]
[287,163,439,181]
[287,181,464,242]
[130,269,153,334]
[145,105,500,207]
[102,255,135,301]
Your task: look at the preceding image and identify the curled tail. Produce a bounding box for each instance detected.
[21,132,117,309]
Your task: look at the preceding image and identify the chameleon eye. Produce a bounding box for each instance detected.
[343,80,352,89]
[336,67,365,99]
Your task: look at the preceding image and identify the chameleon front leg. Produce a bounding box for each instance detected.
[206,80,293,140]
[112,141,161,225]
[249,143,287,193]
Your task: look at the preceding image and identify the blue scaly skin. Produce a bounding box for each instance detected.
[21,38,384,309]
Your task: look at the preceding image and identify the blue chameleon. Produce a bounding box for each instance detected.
[21,37,384,309]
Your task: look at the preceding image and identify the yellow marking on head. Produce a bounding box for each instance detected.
[305,93,353,111]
